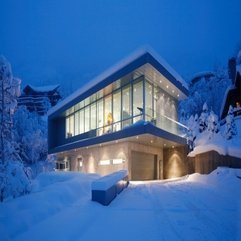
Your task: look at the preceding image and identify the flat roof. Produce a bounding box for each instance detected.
[48,47,188,118]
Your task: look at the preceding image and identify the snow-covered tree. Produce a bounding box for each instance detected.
[207,110,220,137]
[179,68,231,121]
[0,56,31,201]
[224,105,237,140]
[14,106,53,177]
[187,114,199,150]
[199,102,209,133]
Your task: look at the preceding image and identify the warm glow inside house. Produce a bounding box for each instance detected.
[48,49,189,180]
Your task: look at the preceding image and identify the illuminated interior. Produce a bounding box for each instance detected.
[65,63,186,139]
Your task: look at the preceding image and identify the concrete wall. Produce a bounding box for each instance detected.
[57,141,164,180]
[163,146,189,179]
[187,151,241,174]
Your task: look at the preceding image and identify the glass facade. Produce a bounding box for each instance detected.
[65,69,181,139]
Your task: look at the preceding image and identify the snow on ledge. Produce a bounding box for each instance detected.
[91,170,128,191]
[188,144,227,157]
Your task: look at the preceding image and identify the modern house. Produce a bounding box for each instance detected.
[18,84,61,115]
[48,49,189,180]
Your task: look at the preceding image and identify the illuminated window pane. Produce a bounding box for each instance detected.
[122,85,131,119]
[104,95,112,125]
[69,114,74,137]
[113,90,121,131]
[85,106,90,132]
[145,81,153,121]
[66,117,70,138]
[90,103,96,130]
[74,111,79,135]
[133,80,143,117]
[79,109,84,134]
[97,99,104,128]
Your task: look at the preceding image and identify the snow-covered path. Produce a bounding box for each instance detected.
[0,169,241,241]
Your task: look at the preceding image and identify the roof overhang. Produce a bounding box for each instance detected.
[48,48,188,119]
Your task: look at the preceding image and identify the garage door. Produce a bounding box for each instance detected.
[131,151,157,180]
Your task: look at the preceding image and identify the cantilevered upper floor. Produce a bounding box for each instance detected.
[48,48,189,154]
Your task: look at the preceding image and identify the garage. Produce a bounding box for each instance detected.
[131,151,158,180]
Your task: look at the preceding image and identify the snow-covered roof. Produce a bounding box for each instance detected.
[24,84,60,93]
[191,71,215,82]
[48,47,188,116]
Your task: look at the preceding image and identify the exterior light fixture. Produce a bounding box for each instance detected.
[99,160,111,166]
[113,159,124,165]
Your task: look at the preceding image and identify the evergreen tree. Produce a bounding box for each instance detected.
[14,106,49,176]
[0,56,31,201]
[199,102,209,133]
[187,114,199,150]
[207,110,220,137]
[224,105,237,140]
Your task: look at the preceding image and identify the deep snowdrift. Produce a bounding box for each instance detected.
[0,168,241,241]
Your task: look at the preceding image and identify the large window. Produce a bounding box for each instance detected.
[65,68,179,138]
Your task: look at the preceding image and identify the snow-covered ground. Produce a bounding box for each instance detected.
[1,168,241,241]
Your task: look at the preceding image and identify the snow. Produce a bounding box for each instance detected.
[191,71,215,81]
[91,170,128,190]
[26,84,60,93]
[1,168,241,241]
[189,116,241,158]
[48,47,188,116]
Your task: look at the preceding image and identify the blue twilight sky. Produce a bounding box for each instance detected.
[1,0,241,94]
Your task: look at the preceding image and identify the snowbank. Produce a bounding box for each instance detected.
[0,168,241,241]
